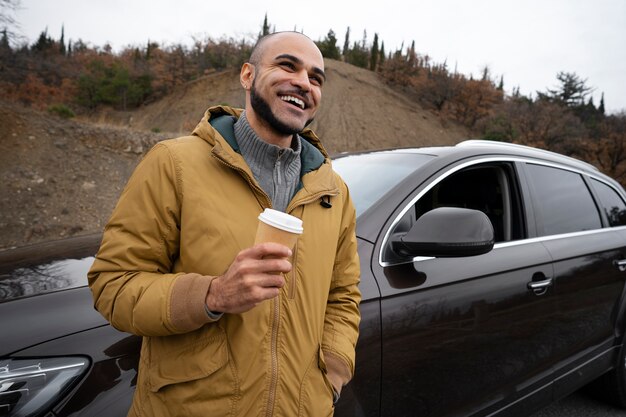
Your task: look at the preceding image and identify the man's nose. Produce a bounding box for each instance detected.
[291,70,311,91]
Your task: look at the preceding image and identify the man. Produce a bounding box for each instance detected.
[88,31,361,417]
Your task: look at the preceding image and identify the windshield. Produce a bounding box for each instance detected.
[332,152,434,216]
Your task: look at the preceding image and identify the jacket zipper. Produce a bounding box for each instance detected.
[266,149,286,415]
[265,297,280,417]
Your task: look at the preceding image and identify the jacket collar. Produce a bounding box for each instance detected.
[193,106,329,174]
[192,106,339,210]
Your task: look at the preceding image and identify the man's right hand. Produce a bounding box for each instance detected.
[205,242,292,314]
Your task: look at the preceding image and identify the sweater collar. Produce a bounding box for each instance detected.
[234,111,302,163]
[195,106,326,174]
[233,112,302,193]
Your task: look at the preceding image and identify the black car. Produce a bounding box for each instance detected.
[3,140,626,416]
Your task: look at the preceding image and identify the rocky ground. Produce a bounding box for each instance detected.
[0,101,168,249]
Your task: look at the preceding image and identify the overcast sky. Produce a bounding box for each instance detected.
[13,0,626,113]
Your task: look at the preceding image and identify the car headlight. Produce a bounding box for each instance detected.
[0,357,89,417]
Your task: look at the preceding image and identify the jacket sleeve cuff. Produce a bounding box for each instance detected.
[322,350,353,393]
[169,273,218,332]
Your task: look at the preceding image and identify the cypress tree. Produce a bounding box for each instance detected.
[60,24,66,55]
[599,92,605,115]
[342,27,350,58]
[0,29,9,50]
[369,33,379,71]
[260,14,270,38]
[407,40,416,66]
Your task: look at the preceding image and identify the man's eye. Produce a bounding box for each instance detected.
[310,76,323,86]
[280,62,296,71]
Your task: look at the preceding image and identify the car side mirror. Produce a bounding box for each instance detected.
[391,207,494,258]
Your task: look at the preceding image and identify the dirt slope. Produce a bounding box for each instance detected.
[0,102,167,250]
[96,59,469,153]
[310,60,468,153]
[0,59,470,250]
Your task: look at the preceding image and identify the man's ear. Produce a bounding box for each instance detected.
[240,63,254,90]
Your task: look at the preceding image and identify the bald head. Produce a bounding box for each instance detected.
[249,32,322,66]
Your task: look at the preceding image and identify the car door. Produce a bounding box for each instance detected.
[589,176,626,343]
[372,160,560,416]
[334,238,382,417]
[521,163,626,396]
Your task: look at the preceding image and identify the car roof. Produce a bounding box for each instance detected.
[336,139,599,175]
[454,140,599,172]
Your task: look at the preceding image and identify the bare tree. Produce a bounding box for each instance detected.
[538,71,594,108]
[0,0,22,45]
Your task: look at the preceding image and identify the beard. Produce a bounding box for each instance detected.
[250,82,314,135]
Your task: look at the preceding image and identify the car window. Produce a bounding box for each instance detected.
[383,162,523,263]
[414,163,523,243]
[590,178,626,227]
[332,152,434,217]
[525,163,602,236]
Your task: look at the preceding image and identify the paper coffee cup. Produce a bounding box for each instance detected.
[255,208,303,250]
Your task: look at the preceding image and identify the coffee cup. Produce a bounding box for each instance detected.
[254,208,303,251]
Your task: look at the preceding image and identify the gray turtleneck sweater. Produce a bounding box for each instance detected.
[234,112,302,212]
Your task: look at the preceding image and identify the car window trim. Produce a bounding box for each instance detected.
[494,226,626,248]
[381,226,626,267]
[586,175,626,228]
[378,156,625,267]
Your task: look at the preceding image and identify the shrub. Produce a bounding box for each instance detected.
[47,104,75,119]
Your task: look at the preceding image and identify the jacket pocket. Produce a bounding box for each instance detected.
[298,347,335,417]
[318,348,337,402]
[146,326,232,392]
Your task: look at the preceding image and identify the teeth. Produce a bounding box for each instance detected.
[280,95,305,109]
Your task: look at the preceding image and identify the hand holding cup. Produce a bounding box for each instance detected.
[205,209,303,314]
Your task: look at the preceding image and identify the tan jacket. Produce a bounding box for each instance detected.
[88,106,361,417]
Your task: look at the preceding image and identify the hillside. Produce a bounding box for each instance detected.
[0,59,470,250]
[95,59,469,152]
[0,103,167,250]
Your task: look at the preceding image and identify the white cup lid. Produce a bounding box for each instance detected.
[258,208,303,234]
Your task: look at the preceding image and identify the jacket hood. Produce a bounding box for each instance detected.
[191,106,331,160]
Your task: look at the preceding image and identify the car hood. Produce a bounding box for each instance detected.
[0,285,108,356]
[1,255,94,302]
[0,235,108,356]
[0,234,100,303]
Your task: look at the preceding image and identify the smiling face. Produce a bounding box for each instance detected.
[241,32,326,146]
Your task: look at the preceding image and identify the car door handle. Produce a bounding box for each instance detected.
[614,259,626,272]
[527,275,553,295]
